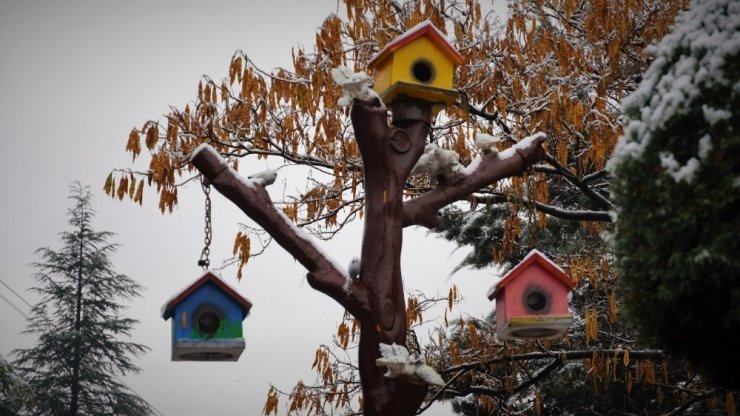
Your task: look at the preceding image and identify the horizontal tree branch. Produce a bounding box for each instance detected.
[442,348,666,375]
[403,133,547,229]
[471,191,612,222]
[542,153,613,210]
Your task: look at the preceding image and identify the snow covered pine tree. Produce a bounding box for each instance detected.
[611,0,740,390]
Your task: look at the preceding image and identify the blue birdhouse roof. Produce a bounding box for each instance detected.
[161,271,252,320]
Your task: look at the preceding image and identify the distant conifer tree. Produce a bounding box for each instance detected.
[12,183,153,416]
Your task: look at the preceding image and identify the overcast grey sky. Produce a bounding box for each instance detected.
[0,1,504,414]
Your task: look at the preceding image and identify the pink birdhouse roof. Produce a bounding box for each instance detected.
[368,20,464,68]
[161,271,253,319]
[487,249,574,300]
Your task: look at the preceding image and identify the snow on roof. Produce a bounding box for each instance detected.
[486,249,572,300]
[161,270,253,319]
[368,20,464,68]
[609,0,740,174]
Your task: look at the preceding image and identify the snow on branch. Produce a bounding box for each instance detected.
[403,132,547,228]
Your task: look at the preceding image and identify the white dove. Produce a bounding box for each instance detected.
[476,133,501,153]
[411,143,462,184]
[247,169,277,186]
[376,343,445,386]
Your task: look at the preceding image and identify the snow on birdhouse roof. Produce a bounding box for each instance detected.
[161,270,253,319]
[368,20,464,68]
[487,249,573,300]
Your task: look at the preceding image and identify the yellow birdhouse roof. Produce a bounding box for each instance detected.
[368,20,464,69]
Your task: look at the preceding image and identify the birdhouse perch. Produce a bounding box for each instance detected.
[487,250,574,340]
[161,271,252,361]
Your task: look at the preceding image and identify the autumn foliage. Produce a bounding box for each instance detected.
[110,0,739,414]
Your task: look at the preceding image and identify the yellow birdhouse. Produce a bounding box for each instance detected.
[368,20,464,108]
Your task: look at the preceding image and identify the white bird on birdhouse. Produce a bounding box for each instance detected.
[348,257,361,279]
[476,133,501,153]
[247,169,277,186]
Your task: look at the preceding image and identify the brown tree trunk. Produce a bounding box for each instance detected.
[351,98,429,415]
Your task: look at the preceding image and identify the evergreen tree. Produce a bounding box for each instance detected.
[12,183,153,416]
[610,0,740,390]
[1,354,35,415]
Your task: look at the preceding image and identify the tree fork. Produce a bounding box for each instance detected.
[191,96,547,416]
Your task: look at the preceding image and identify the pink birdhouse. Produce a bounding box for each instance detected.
[487,249,574,340]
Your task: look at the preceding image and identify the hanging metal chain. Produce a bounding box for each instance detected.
[198,177,212,270]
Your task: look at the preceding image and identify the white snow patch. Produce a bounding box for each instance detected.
[659,152,701,184]
[476,133,502,151]
[694,249,711,262]
[191,143,218,161]
[702,104,731,125]
[462,155,482,175]
[460,211,483,234]
[376,343,444,386]
[247,169,278,186]
[498,132,545,160]
[521,248,565,273]
[698,134,713,159]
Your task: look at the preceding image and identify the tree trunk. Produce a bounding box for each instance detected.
[351,98,430,415]
[69,224,84,416]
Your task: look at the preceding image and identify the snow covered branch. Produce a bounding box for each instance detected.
[190,144,372,320]
[403,133,548,228]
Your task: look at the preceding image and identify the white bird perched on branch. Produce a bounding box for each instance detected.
[376,343,444,386]
[348,257,361,279]
[247,169,278,186]
[476,133,501,153]
[410,143,463,184]
[331,66,383,107]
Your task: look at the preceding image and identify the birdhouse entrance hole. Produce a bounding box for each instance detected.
[524,288,549,313]
[195,307,222,336]
[411,59,435,84]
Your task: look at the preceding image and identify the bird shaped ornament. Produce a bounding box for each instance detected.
[247,169,277,186]
[348,257,361,279]
[475,133,501,154]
